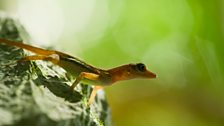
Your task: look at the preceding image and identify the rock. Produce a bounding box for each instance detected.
[0,14,111,126]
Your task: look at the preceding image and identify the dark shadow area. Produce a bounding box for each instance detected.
[34,74,82,103]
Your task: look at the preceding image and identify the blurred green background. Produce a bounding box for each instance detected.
[1,0,224,126]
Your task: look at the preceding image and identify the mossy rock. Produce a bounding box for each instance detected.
[0,14,111,126]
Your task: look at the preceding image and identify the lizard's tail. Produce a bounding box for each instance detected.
[0,38,55,55]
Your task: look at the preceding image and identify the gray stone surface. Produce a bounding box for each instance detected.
[0,15,111,126]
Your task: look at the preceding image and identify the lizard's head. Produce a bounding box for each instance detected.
[127,63,157,79]
[109,63,157,83]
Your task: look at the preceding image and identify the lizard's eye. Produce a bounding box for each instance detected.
[136,63,146,72]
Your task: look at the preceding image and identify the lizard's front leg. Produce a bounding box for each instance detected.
[70,72,99,90]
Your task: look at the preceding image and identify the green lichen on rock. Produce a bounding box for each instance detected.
[0,15,111,126]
